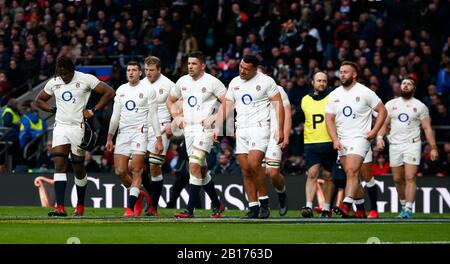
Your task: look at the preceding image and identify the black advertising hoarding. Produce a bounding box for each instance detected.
[1,173,449,213]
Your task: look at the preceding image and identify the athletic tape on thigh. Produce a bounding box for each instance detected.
[149,154,165,165]
[189,175,203,186]
[265,159,281,169]
[202,173,211,185]
[189,148,206,167]
[366,177,376,188]
[75,176,88,187]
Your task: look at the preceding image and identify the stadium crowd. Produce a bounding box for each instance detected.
[0,0,450,176]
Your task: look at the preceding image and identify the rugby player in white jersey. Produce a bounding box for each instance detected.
[35,56,115,216]
[377,77,438,219]
[215,54,285,219]
[167,51,225,218]
[141,56,175,216]
[257,67,291,216]
[325,61,387,218]
[105,61,163,217]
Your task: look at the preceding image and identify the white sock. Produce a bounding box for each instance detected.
[405,202,413,211]
[400,200,406,208]
[323,203,330,211]
[306,202,313,209]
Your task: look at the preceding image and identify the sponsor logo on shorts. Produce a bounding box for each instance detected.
[182,86,187,91]
[256,85,261,91]
[120,94,124,97]
[55,85,61,90]
[334,99,340,103]
[234,86,239,90]
[76,82,80,88]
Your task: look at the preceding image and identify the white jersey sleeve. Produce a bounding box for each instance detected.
[212,77,227,99]
[171,78,182,98]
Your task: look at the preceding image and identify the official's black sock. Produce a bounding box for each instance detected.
[367,185,378,211]
[187,184,201,214]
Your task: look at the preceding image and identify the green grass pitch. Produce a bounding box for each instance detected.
[1,206,449,244]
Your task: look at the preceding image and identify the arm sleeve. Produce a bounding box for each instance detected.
[43,80,54,96]
[148,88,162,136]
[225,85,235,102]
[108,94,121,135]
[367,89,382,109]
[170,79,182,98]
[213,78,227,98]
[86,73,101,90]
[419,103,430,121]
[325,93,335,114]
[266,78,279,98]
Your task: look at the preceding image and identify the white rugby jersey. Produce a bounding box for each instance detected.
[110,80,157,133]
[325,82,381,140]
[269,85,290,131]
[385,97,429,144]
[142,74,174,124]
[44,71,100,125]
[171,73,226,125]
[226,72,279,128]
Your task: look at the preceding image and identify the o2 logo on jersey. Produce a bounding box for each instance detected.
[398,113,409,123]
[188,96,200,110]
[241,94,253,105]
[62,91,76,103]
[125,100,138,112]
[342,106,354,118]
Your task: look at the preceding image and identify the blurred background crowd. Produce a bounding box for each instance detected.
[0,0,449,176]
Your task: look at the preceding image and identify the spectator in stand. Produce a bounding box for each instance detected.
[84,151,100,173]
[371,153,390,176]
[213,153,240,175]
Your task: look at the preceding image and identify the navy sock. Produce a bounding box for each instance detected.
[128,195,138,210]
[151,180,163,209]
[54,181,66,206]
[76,185,87,206]
[250,205,260,214]
[367,186,378,210]
[355,203,365,211]
[259,198,269,208]
[141,173,152,194]
[203,180,221,208]
[187,184,201,214]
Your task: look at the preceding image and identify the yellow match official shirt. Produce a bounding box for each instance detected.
[301,94,332,144]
